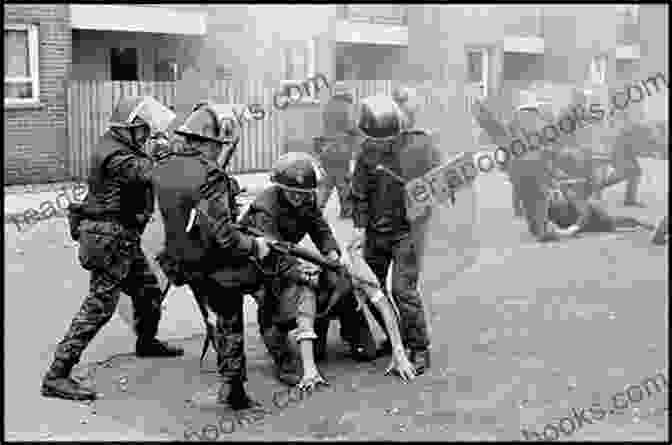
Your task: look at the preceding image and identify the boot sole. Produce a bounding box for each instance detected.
[276,373,301,386]
[41,385,97,401]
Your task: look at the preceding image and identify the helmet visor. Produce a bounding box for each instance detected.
[129,96,176,134]
[204,103,244,142]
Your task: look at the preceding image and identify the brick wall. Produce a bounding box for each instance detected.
[4,4,71,185]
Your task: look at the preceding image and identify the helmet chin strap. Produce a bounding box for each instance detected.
[216,137,239,166]
[111,127,142,151]
[129,126,149,151]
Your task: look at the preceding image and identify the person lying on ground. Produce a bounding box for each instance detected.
[541,179,656,241]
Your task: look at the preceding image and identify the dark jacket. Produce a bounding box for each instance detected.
[83,130,155,232]
[239,186,340,257]
[153,148,261,289]
[351,130,441,235]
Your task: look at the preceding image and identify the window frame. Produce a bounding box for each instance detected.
[590,54,608,85]
[280,38,322,106]
[4,23,40,106]
[466,47,491,147]
[466,47,489,98]
[617,4,639,25]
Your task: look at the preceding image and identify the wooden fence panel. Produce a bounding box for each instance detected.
[67,79,490,179]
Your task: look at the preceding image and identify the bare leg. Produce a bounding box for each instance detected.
[283,284,328,390]
[293,314,328,391]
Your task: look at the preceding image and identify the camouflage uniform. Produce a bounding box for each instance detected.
[43,124,180,400]
[153,146,265,384]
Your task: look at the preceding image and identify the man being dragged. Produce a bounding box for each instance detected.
[540,178,657,241]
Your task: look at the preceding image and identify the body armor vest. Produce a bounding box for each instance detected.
[84,131,154,230]
[153,150,242,272]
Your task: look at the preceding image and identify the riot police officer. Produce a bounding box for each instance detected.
[603,107,655,207]
[350,95,433,375]
[152,102,272,410]
[240,152,378,389]
[41,96,183,402]
[316,84,357,218]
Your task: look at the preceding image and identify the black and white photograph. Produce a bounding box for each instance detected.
[4,3,669,441]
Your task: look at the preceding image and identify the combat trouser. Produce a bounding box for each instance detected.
[47,243,162,376]
[363,232,429,351]
[189,277,248,383]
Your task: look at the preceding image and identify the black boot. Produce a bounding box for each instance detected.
[219,379,264,411]
[275,355,301,386]
[41,359,97,401]
[136,338,184,358]
[651,216,668,245]
[409,349,431,375]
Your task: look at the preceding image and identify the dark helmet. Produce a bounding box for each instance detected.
[174,102,240,145]
[357,95,403,140]
[270,152,320,192]
[191,100,213,113]
[109,95,175,133]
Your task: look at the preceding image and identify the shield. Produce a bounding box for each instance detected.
[130,96,177,134]
[397,135,480,285]
[384,83,481,305]
[471,99,513,147]
[117,196,172,331]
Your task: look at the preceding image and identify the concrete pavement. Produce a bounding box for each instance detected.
[4,160,668,441]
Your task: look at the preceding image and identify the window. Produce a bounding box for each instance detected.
[466,48,490,146]
[4,24,40,105]
[281,38,322,104]
[466,48,488,98]
[590,54,608,85]
[617,4,639,25]
[110,47,139,81]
